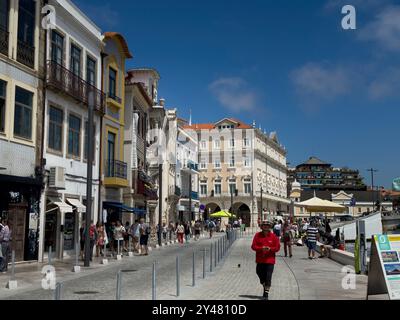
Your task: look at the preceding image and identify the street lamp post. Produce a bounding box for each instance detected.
[367,168,378,212]
[260,186,263,223]
[84,90,95,267]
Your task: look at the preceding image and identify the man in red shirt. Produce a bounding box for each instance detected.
[251,220,281,300]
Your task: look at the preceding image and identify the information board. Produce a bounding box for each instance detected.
[368,234,400,300]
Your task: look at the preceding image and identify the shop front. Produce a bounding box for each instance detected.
[0,175,42,262]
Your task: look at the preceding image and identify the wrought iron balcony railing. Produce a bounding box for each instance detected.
[17,40,34,68]
[0,27,9,56]
[106,160,127,179]
[46,60,106,113]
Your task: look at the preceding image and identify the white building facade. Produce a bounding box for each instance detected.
[39,0,104,261]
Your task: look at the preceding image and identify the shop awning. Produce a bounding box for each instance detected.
[103,202,146,214]
[66,198,86,213]
[47,197,73,214]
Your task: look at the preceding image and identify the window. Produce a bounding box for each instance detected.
[68,114,81,157]
[200,140,207,150]
[229,181,236,195]
[17,0,35,45]
[229,156,235,167]
[214,181,222,195]
[107,132,116,176]
[70,44,81,76]
[109,67,117,99]
[229,139,235,148]
[244,181,252,194]
[244,156,251,167]
[214,159,221,169]
[200,158,207,169]
[84,121,95,161]
[244,138,250,147]
[0,0,9,34]
[48,106,63,151]
[14,86,33,139]
[200,183,207,196]
[0,80,6,133]
[86,56,96,86]
[51,31,64,65]
[214,139,220,149]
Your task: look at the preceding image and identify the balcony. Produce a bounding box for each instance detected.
[46,61,106,113]
[104,160,128,188]
[181,191,199,201]
[107,92,122,104]
[17,40,34,68]
[0,27,8,56]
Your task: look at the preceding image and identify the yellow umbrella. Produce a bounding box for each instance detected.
[210,210,236,218]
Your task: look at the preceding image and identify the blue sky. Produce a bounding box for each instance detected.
[75,0,400,188]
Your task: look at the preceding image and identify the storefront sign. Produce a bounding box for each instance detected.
[368,235,400,300]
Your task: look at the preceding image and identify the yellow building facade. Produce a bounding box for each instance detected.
[99,32,132,221]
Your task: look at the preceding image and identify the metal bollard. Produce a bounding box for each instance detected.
[176,256,180,297]
[55,282,63,300]
[75,242,79,266]
[152,262,156,300]
[49,246,52,265]
[11,251,15,281]
[203,249,206,279]
[210,243,213,272]
[192,251,196,287]
[214,241,217,268]
[116,270,122,300]
[117,240,120,256]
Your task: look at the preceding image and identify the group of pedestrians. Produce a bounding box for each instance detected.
[78,218,151,260]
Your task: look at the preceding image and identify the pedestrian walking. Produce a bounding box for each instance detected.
[306,220,319,259]
[124,221,130,252]
[138,218,150,255]
[130,220,140,252]
[251,220,280,300]
[282,221,293,258]
[82,220,98,261]
[176,222,185,244]
[273,220,282,239]
[0,219,11,273]
[184,222,191,243]
[79,222,85,260]
[96,222,106,257]
[208,220,216,238]
[113,220,125,256]
[162,223,168,243]
[194,220,201,241]
[168,221,175,242]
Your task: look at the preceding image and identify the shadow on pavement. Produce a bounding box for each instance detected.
[238,295,263,300]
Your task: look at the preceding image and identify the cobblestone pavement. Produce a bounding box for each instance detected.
[0,229,368,300]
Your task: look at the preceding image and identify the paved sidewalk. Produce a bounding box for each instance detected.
[171,235,368,300]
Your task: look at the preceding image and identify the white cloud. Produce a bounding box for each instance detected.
[368,67,400,99]
[358,5,400,52]
[209,77,258,113]
[290,63,353,100]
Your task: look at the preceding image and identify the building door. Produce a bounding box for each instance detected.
[7,203,27,262]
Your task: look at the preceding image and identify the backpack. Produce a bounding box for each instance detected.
[209,221,216,229]
[89,225,96,240]
[145,225,151,235]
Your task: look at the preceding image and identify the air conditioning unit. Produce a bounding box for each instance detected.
[49,167,66,189]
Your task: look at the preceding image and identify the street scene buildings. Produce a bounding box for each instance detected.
[0,0,399,303]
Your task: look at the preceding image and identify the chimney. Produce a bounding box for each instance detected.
[252,120,256,128]
[159,98,165,107]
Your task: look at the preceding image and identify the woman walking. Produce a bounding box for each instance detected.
[176,222,185,244]
[251,220,281,300]
[282,221,293,258]
[184,222,191,243]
